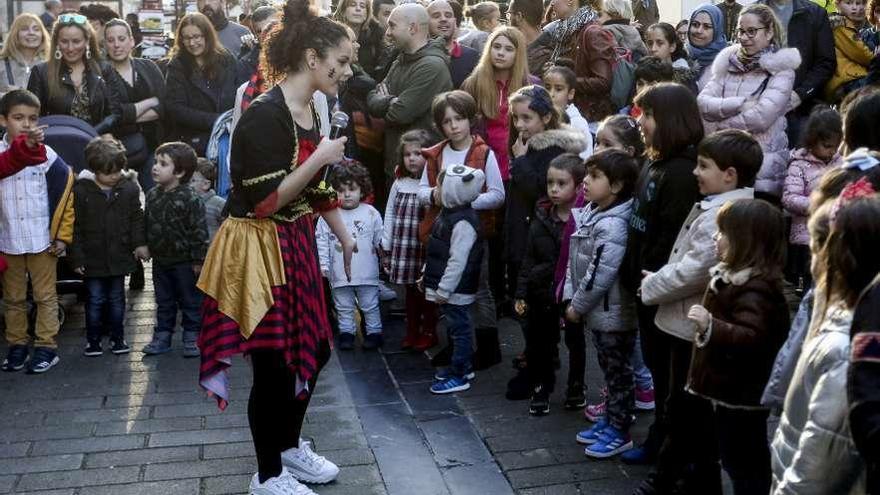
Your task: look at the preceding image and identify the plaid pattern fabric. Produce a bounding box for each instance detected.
[388,191,425,285]
[239,65,266,114]
[198,216,331,409]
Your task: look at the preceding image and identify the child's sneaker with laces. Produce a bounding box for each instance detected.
[26,347,59,374]
[281,442,339,484]
[1,345,28,372]
[584,425,633,458]
[110,339,131,355]
[249,467,316,495]
[564,383,586,410]
[635,386,655,410]
[576,418,609,445]
[434,368,475,381]
[430,375,470,394]
[529,385,550,416]
[143,333,172,355]
[84,341,103,357]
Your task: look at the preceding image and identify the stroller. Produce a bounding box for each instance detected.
[37,116,96,324]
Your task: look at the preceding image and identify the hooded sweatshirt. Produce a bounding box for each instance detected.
[424,164,486,305]
[367,37,453,173]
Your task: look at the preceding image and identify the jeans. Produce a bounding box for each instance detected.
[153,262,202,341]
[632,333,654,391]
[443,303,473,377]
[85,275,125,343]
[332,284,382,335]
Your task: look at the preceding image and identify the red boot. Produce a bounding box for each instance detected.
[401,321,419,350]
[413,331,438,351]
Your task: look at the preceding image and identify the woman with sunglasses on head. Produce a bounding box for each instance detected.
[697,4,801,203]
[164,12,245,157]
[26,12,123,135]
[0,14,50,98]
[102,18,165,192]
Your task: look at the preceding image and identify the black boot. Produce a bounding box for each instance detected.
[472,327,502,370]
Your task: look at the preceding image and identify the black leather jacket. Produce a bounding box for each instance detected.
[27,61,122,134]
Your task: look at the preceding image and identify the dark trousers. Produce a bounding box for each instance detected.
[153,263,202,339]
[85,275,125,343]
[788,244,812,289]
[525,301,560,391]
[405,284,437,335]
[249,343,331,482]
[443,303,474,377]
[655,335,720,493]
[564,318,586,388]
[638,302,668,453]
[714,405,771,495]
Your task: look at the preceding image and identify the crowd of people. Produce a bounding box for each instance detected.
[2,0,880,493]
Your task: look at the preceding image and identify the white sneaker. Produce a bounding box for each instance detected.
[249,468,316,495]
[281,442,340,484]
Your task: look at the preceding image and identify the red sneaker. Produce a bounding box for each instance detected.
[413,332,438,351]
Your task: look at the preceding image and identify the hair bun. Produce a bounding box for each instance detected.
[282,0,315,27]
[553,58,576,70]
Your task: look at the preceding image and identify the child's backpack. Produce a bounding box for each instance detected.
[609,46,637,112]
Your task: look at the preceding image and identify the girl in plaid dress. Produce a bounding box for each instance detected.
[382,130,438,350]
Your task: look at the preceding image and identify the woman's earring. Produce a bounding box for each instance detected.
[86,47,91,59]
[55,48,62,60]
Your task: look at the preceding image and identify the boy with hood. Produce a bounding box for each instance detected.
[424,164,485,395]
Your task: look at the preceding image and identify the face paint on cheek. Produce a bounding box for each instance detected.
[328,67,336,79]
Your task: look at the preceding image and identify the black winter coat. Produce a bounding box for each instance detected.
[357,19,389,81]
[848,277,880,494]
[516,200,565,305]
[621,147,700,294]
[27,61,123,134]
[687,274,790,408]
[164,53,243,156]
[759,0,836,105]
[107,58,167,151]
[69,173,146,277]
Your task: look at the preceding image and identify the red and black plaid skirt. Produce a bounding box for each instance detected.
[198,216,331,410]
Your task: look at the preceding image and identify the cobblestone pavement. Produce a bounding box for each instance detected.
[0,268,652,494]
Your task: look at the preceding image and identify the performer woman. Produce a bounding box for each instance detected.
[196,0,356,492]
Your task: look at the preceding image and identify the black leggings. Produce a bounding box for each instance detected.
[249,343,331,483]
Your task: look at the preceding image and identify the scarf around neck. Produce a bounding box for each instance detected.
[730,45,773,73]
[550,6,599,61]
[687,4,728,73]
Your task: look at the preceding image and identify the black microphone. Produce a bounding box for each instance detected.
[320,111,351,188]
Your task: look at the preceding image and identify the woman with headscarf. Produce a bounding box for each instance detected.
[686,3,728,91]
[0,14,49,97]
[546,0,615,121]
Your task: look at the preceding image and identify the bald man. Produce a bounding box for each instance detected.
[427,0,478,88]
[367,4,452,174]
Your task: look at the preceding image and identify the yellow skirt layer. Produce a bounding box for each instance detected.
[197,217,285,339]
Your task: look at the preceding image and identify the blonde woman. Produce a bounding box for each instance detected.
[462,26,537,181]
[596,0,647,60]
[0,14,49,97]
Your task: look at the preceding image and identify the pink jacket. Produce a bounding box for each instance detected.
[698,45,802,198]
[782,147,841,245]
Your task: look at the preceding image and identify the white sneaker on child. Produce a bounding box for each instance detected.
[249,467,316,495]
[281,442,339,484]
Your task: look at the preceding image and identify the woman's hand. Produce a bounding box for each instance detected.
[340,234,358,282]
[514,299,528,316]
[565,305,580,323]
[310,136,347,168]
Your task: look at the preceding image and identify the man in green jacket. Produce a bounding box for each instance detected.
[368,3,453,176]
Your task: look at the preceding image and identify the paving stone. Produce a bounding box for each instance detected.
[0,397,103,415]
[94,417,203,436]
[143,458,257,481]
[148,427,252,447]
[13,489,75,495]
[319,483,387,495]
[420,416,494,468]
[202,442,254,460]
[0,454,83,475]
[78,479,201,495]
[333,464,383,485]
[0,442,30,459]
[84,446,201,468]
[1,424,93,443]
[31,435,146,456]
[42,407,152,425]
[0,474,14,494]
[103,390,211,408]
[153,401,245,418]
[15,466,141,491]
[204,413,249,429]
[494,449,557,471]
[441,462,515,495]
[203,474,251,495]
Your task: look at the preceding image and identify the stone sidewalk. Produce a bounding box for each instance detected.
[0,266,652,494]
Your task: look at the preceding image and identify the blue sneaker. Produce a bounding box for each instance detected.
[584,425,633,458]
[1,345,29,372]
[434,368,475,381]
[26,347,59,374]
[430,375,471,394]
[576,419,609,445]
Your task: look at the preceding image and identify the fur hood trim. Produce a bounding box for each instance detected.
[76,169,138,183]
[712,45,802,77]
[527,125,589,154]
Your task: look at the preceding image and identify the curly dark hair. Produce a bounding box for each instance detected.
[262,0,350,84]
[330,161,373,200]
